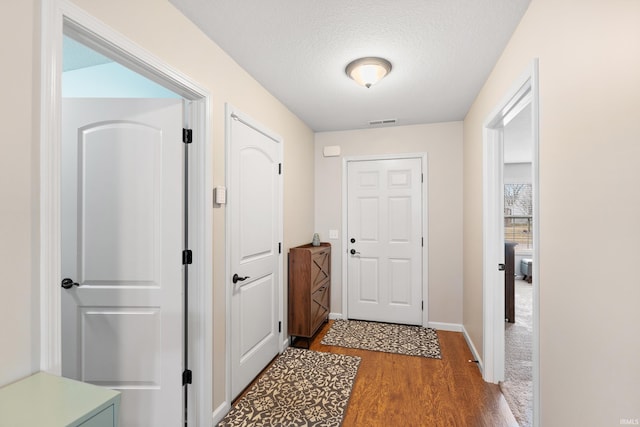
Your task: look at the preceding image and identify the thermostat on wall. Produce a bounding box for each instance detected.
[323,145,341,157]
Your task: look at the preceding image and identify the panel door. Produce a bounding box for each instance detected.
[347,158,423,325]
[61,98,183,426]
[229,114,281,399]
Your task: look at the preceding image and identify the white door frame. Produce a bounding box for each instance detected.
[482,60,540,424]
[224,104,284,408]
[39,1,213,425]
[341,153,429,327]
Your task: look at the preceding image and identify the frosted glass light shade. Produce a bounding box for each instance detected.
[345,57,392,88]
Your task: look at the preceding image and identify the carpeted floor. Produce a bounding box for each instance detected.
[320,319,441,359]
[218,347,361,426]
[501,279,533,427]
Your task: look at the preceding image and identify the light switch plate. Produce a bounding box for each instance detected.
[214,186,226,204]
[329,229,339,239]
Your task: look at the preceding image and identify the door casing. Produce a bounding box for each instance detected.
[482,59,540,424]
[341,153,429,327]
[40,1,213,425]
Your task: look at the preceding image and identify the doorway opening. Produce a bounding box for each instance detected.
[62,32,185,426]
[482,60,539,426]
[40,3,212,425]
[502,102,534,426]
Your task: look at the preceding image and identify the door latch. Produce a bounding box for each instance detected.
[61,278,79,289]
[498,264,506,271]
[232,274,250,284]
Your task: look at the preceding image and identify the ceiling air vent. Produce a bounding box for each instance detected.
[369,118,397,126]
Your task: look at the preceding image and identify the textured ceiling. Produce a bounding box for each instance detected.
[177,1,531,131]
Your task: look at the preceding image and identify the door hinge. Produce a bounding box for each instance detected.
[182,249,193,265]
[279,242,282,254]
[421,173,424,183]
[421,237,424,247]
[422,301,424,311]
[278,163,282,175]
[182,128,193,144]
[278,321,282,333]
[182,369,192,385]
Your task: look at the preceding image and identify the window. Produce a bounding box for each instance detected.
[504,183,532,249]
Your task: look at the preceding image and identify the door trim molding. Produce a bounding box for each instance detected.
[224,103,284,409]
[40,1,213,424]
[341,153,429,327]
[481,59,540,424]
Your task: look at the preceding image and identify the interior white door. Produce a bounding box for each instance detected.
[347,158,423,325]
[229,113,281,399]
[61,98,183,426]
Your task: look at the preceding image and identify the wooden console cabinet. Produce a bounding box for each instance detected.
[288,243,331,344]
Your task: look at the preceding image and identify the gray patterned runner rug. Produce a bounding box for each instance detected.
[321,319,442,359]
[218,347,361,427]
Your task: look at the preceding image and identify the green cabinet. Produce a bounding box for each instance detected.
[0,372,121,427]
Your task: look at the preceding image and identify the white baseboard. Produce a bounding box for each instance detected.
[211,401,230,426]
[462,325,484,374]
[428,321,463,332]
[329,312,343,320]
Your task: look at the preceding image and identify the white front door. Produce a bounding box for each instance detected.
[61,98,183,426]
[228,111,282,399]
[346,158,423,325]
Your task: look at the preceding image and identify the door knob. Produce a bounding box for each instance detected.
[232,273,250,284]
[350,249,360,255]
[61,278,79,289]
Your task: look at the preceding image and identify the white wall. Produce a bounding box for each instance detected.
[463,0,640,425]
[0,0,39,388]
[1,0,315,415]
[315,122,463,325]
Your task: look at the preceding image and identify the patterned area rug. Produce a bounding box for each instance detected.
[321,319,442,359]
[218,348,361,427]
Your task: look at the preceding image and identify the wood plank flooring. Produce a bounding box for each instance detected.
[307,320,518,427]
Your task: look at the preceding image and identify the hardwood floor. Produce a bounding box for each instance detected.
[307,320,518,427]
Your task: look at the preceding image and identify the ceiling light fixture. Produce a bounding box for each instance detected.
[345,57,392,88]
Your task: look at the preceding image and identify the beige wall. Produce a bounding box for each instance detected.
[315,123,463,325]
[0,0,315,413]
[463,0,640,424]
[0,0,40,387]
